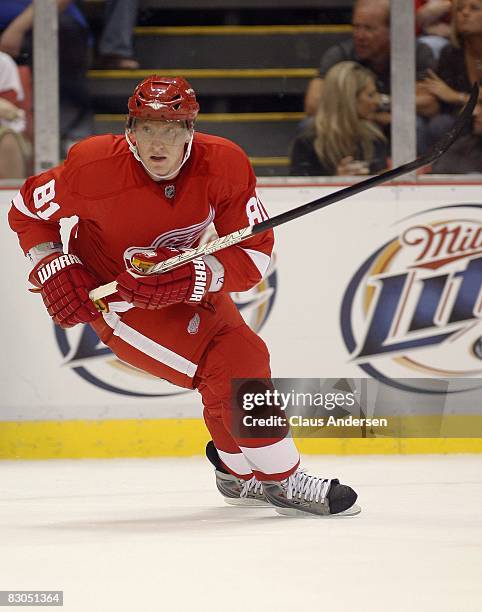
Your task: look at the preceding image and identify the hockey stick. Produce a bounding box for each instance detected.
[89,82,479,306]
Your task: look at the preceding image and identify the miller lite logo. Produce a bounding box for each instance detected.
[341,204,482,392]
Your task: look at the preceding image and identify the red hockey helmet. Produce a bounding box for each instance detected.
[128,76,200,123]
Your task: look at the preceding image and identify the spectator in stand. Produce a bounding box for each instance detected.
[416,0,452,60]
[0,50,31,178]
[422,0,482,145]
[304,0,439,153]
[96,0,140,69]
[431,90,482,173]
[0,0,93,155]
[290,62,389,176]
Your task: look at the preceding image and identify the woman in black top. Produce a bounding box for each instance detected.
[290,61,389,176]
[422,0,482,147]
[432,93,482,173]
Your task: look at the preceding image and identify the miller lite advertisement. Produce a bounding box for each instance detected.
[1,184,481,437]
[341,203,482,392]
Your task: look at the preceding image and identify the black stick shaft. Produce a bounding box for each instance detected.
[89,83,479,304]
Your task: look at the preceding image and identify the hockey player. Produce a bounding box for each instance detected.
[8,75,360,517]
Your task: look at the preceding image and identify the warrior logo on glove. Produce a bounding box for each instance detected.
[130,247,209,302]
[115,246,212,310]
[36,254,82,284]
[190,259,209,302]
[29,252,100,328]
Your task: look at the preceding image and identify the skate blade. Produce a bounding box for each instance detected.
[224,497,271,507]
[274,503,362,517]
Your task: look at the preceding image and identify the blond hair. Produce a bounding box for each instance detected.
[313,61,385,172]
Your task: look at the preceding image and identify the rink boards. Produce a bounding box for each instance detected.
[1,180,481,458]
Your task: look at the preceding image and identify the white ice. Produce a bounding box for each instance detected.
[0,454,481,612]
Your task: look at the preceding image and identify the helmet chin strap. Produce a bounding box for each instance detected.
[125,130,194,181]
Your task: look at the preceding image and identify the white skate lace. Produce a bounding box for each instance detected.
[240,476,263,498]
[285,470,331,504]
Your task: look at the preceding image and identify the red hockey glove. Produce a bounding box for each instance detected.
[116,247,212,310]
[29,253,101,328]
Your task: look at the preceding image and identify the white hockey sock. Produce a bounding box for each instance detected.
[239,436,300,479]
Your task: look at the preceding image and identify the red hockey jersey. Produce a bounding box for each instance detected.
[9,132,274,388]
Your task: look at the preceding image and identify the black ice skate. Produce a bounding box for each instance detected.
[262,469,361,517]
[205,441,269,507]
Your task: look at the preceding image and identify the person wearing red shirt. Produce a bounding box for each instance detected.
[8,75,360,517]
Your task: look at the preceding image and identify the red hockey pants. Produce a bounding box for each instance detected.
[194,324,299,481]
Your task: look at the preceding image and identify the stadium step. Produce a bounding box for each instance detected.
[132,25,351,70]
[88,67,317,104]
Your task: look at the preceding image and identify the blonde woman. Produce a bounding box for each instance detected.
[290,61,388,176]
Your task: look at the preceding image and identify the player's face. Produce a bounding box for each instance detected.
[352,4,390,62]
[356,79,380,119]
[133,119,191,177]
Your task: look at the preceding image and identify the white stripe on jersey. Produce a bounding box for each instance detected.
[12,191,40,220]
[103,311,198,378]
[241,248,271,278]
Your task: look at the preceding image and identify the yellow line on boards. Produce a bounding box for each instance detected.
[0,419,210,460]
[1,419,480,460]
[134,25,353,36]
[249,157,290,166]
[297,437,482,454]
[88,68,318,79]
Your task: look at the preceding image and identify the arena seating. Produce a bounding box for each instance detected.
[86,0,354,175]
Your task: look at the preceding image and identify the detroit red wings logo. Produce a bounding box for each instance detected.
[123,206,215,268]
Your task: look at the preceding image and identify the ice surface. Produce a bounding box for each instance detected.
[0,455,481,612]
